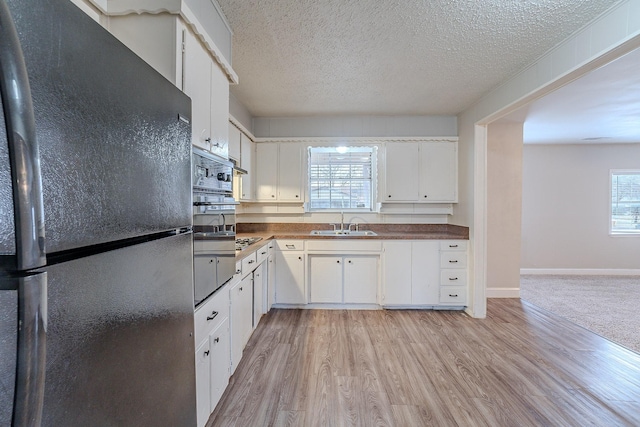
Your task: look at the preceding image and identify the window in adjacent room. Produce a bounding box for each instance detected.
[308,146,377,211]
[610,170,640,234]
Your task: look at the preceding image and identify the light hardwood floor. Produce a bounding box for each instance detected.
[208,299,640,426]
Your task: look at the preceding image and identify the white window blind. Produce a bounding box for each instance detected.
[611,171,640,234]
[308,147,375,210]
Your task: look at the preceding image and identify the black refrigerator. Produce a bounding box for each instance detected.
[0,0,197,425]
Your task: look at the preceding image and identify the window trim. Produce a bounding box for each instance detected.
[306,145,379,212]
[609,169,640,236]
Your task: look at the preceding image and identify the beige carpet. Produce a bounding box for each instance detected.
[520,275,640,354]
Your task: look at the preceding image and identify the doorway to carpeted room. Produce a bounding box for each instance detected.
[520,274,640,354]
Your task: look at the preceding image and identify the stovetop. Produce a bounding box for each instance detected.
[235,237,262,251]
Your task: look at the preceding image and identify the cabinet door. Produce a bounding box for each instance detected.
[228,122,241,162]
[419,141,457,202]
[208,63,229,159]
[267,254,275,310]
[209,317,230,412]
[344,257,378,304]
[309,256,343,303]
[411,241,440,305]
[384,143,419,201]
[278,143,302,201]
[252,266,265,328]
[230,276,253,372]
[183,27,212,150]
[255,143,278,200]
[240,135,253,200]
[382,242,412,305]
[275,252,306,304]
[195,339,211,427]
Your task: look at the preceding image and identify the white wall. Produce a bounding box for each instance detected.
[521,143,640,272]
[456,0,640,317]
[487,122,523,297]
[253,115,457,138]
[229,93,254,134]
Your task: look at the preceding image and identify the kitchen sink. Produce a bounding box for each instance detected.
[309,230,377,236]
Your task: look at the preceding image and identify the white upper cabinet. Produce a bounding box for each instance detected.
[239,133,253,200]
[254,142,303,203]
[419,141,457,202]
[228,122,241,162]
[384,142,420,202]
[384,140,458,203]
[255,143,278,200]
[106,9,232,157]
[278,143,303,201]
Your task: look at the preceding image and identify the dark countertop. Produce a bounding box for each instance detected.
[233,223,469,261]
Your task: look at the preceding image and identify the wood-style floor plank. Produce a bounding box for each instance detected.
[207,299,640,426]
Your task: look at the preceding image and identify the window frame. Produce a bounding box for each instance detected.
[609,169,640,236]
[306,145,379,212]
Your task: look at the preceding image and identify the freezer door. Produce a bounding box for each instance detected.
[0,0,192,256]
[39,233,196,426]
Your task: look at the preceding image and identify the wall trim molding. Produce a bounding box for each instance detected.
[486,288,520,298]
[520,268,640,276]
[254,136,458,143]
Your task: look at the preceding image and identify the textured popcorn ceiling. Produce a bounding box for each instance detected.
[217,0,619,117]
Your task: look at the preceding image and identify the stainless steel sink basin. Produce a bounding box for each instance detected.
[309,230,377,236]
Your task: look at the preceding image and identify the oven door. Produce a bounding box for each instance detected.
[193,232,235,306]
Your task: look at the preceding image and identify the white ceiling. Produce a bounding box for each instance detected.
[217,0,619,118]
[521,47,640,144]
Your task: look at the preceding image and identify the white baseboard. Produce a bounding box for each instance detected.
[520,268,640,276]
[486,288,520,298]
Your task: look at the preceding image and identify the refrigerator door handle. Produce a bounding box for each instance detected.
[0,0,46,270]
[13,273,47,427]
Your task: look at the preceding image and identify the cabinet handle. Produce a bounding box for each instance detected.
[298,256,302,260]
[209,259,214,263]
[205,137,211,143]
[204,350,210,356]
[449,244,459,248]
[236,269,242,274]
[424,195,428,198]
[449,277,458,281]
[388,195,391,198]
[217,259,220,264]
[261,251,267,255]
[337,260,340,263]
[271,194,275,198]
[348,260,352,264]
[214,337,220,343]
[239,287,243,291]
[207,311,218,321]
[449,294,458,298]
[295,195,299,198]
[449,260,458,263]
[248,260,255,264]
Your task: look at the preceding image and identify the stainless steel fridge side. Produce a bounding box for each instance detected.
[0,1,48,425]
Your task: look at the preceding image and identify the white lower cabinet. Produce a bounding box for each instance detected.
[382,240,440,306]
[230,274,253,374]
[194,285,230,427]
[439,241,468,305]
[208,317,230,411]
[275,241,306,304]
[344,257,378,304]
[309,255,378,304]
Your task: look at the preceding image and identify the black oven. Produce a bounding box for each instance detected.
[192,148,236,306]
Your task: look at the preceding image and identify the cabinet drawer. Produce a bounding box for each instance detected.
[277,240,304,251]
[306,240,381,252]
[440,241,467,251]
[256,243,269,264]
[241,252,258,275]
[440,269,467,287]
[439,286,467,305]
[440,252,467,269]
[195,285,230,345]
